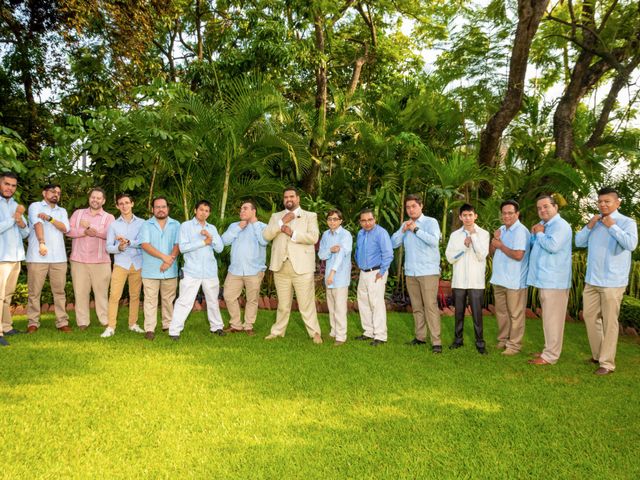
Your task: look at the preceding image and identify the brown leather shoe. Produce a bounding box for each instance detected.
[245,329,256,336]
[223,327,243,333]
[27,325,38,334]
[594,367,613,375]
[528,357,551,365]
[57,325,72,333]
[145,331,155,341]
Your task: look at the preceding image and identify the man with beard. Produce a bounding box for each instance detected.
[67,188,115,330]
[140,196,180,340]
[263,187,322,343]
[0,172,29,345]
[575,187,638,375]
[168,200,226,339]
[26,183,72,333]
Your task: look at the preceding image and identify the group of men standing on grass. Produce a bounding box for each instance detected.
[0,172,637,375]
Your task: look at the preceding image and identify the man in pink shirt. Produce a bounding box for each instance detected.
[67,188,115,329]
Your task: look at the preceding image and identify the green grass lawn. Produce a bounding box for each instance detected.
[2,309,639,479]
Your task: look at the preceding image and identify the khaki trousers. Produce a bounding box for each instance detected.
[539,288,569,364]
[223,271,264,330]
[406,275,441,345]
[108,265,142,329]
[357,270,388,341]
[583,283,626,371]
[142,277,177,332]
[270,260,320,337]
[0,261,21,334]
[70,261,111,327]
[26,262,69,328]
[327,286,348,342]
[493,285,527,351]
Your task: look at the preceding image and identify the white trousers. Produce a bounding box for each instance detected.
[327,287,348,342]
[169,276,223,336]
[357,270,388,341]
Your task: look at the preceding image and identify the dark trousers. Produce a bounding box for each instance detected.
[452,288,485,350]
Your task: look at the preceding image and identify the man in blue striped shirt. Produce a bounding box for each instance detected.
[391,194,442,352]
[0,172,29,345]
[575,187,638,375]
[355,208,393,346]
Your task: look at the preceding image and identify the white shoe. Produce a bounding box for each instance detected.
[129,324,144,333]
[101,327,115,338]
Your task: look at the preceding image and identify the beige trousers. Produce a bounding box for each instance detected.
[0,261,21,334]
[27,262,69,328]
[223,271,264,330]
[583,283,626,371]
[406,275,441,345]
[142,277,177,332]
[357,270,388,341]
[493,285,527,351]
[70,261,111,327]
[539,288,569,364]
[270,260,320,337]
[327,286,348,342]
[108,265,142,329]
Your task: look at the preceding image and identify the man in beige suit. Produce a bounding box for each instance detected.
[263,187,322,344]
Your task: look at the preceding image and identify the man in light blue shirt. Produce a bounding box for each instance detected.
[575,187,638,375]
[26,183,72,333]
[169,200,225,340]
[101,193,145,338]
[391,194,442,352]
[140,196,180,340]
[489,200,530,355]
[318,209,353,346]
[355,208,393,346]
[527,195,572,366]
[0,172,29,345]
[221,200,268,335]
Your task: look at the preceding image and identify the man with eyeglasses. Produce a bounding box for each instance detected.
[355,208,393,346]
[26,183,72,333]
[0,172,29,345]
[489,200,530,355]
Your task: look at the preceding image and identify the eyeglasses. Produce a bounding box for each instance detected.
[327,217,341,221]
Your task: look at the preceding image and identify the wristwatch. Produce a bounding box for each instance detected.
[413,227,420,233]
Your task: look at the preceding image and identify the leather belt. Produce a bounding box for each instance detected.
[361,266,380,272]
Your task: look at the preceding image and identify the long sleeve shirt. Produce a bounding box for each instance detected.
[179,218,224,280]
[0,196,29,262]
[140,217,180,279]
[391,214,441,276]
[526,213,572,289]
[221,221,268,276]
[318,226,353,289]
[445,225,490,289]
[490,220,530,290]
[67,208,115,264]
[575,210,638,288]
[355,225,393,275]
[26,200,70,263]
[106,215,145,270]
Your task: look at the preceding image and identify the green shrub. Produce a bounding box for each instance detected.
[620,296,640,331]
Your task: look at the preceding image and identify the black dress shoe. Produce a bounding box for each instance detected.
[370,339,386,346]
[0,337,9,346]
[169,335,180,341]
[4,329,23,336]
[354,335,373,341]
[477,348,488,355]
[211,329,226,336]
[432,345,443,354]
[407,338,426,345]
[449,342,463,349]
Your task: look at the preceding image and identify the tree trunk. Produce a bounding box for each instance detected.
[477,0,549,195]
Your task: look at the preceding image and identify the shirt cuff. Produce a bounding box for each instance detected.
[291,231,297,242]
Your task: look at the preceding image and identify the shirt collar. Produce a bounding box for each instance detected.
[40,199,60,210]
[329,226,343,235]
[504,219,521,232]
[544,213,560,226]
[191,217,209,228]
[118,214,139,223]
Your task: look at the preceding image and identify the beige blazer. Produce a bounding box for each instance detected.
[263,209,319,274]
